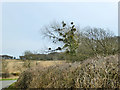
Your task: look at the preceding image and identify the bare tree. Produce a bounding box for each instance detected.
[81,27,117,56]
[42,22,118,61]
[42,21,79,56]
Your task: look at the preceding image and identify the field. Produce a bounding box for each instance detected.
[1,59,65,79]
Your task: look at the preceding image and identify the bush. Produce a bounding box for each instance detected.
[2,73,10,78]
[11,72,20,76]
[12,55,120,88]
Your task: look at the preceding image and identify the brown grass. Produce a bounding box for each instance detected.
[1,59,65,79]
[11,54,120,88]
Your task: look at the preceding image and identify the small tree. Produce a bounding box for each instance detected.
[23,50,33,60]
[24,50,33,56]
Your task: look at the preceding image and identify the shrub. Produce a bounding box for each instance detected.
[2,73,10,78]
[11,72,20,76]
[12,55,120,89]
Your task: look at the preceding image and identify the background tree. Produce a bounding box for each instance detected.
[23,50,33,60]
[43,21,79,57]
[24,50,33,56]
[80,27,118,56]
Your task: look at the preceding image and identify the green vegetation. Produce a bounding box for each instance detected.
[0,78,17,81]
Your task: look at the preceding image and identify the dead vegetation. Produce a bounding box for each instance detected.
[11,54,120,89]
[1,59,65,79]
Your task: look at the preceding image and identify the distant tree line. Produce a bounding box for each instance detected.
[0,55,16,59]
[19,51,65,60]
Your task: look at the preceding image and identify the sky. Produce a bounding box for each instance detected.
[2,2,118,58]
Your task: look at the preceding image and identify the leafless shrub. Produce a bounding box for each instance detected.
[12,54,120,89]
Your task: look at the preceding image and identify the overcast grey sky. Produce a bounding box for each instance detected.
[2,2,118,58]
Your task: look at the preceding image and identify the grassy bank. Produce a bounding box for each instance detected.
[0,78,17,81]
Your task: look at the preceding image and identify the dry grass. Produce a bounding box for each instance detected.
[1,59,65,79]
[11,54,120,89]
